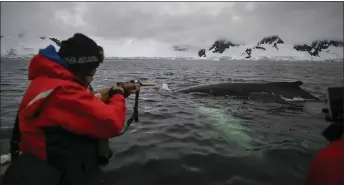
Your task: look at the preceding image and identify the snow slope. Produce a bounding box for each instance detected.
[1,35,343,61]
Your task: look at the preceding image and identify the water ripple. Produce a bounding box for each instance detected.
[1,59,341,185]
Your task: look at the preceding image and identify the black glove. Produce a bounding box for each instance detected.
[123,89,131,98]
[108,85,124,98]
[124,80,141,98]
[117,82,131,98]
[112,82,135,98]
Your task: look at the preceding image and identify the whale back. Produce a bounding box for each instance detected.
[177,81,318,100]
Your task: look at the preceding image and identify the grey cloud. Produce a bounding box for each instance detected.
[1,2,88,38]
[81,2,251,45]
[241,2,344,43]
[1,2,343,47]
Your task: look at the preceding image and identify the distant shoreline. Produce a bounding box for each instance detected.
[1,57,343,62]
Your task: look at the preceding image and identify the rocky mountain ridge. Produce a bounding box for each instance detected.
[1,34,343,60]
[197,35,343,59]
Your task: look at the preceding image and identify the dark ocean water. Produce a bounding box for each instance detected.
[1,59,343,185]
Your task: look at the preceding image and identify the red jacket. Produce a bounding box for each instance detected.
[306,137,344,185]
[18,45,126,161]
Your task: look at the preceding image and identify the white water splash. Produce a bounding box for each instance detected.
[279,96,307,102]
[161,83,171,91]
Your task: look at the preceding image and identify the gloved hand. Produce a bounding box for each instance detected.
[108,83,125,98]
[113,83,125,92]
[109,81,141,98]
[123,82,141,98]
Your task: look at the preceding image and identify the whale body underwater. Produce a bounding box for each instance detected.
[176,81,319,101]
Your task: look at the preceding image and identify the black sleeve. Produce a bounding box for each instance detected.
[10,110,20,158]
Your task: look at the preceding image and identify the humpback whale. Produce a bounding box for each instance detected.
[177,81,319,100]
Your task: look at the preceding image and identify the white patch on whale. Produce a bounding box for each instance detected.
[194,103,252,149]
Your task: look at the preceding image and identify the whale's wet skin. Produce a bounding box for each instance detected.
[176,81,320,100]
[1,59,342,185]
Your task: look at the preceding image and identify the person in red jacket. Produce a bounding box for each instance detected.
[306,92,344,185]
[306,134,344,185]
[3,33,140,185]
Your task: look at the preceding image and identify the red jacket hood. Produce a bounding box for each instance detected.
[28,45,83,85]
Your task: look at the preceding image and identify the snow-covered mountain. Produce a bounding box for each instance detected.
[199,35,343,61]
[294,40,343,57]
[1,34,343,61]
[0,34,61,59]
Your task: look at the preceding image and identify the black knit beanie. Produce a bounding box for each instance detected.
[58,33,104,76]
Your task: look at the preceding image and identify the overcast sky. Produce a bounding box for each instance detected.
[1,1,343,49]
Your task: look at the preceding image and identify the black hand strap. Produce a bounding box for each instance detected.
[120,90,140,135]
